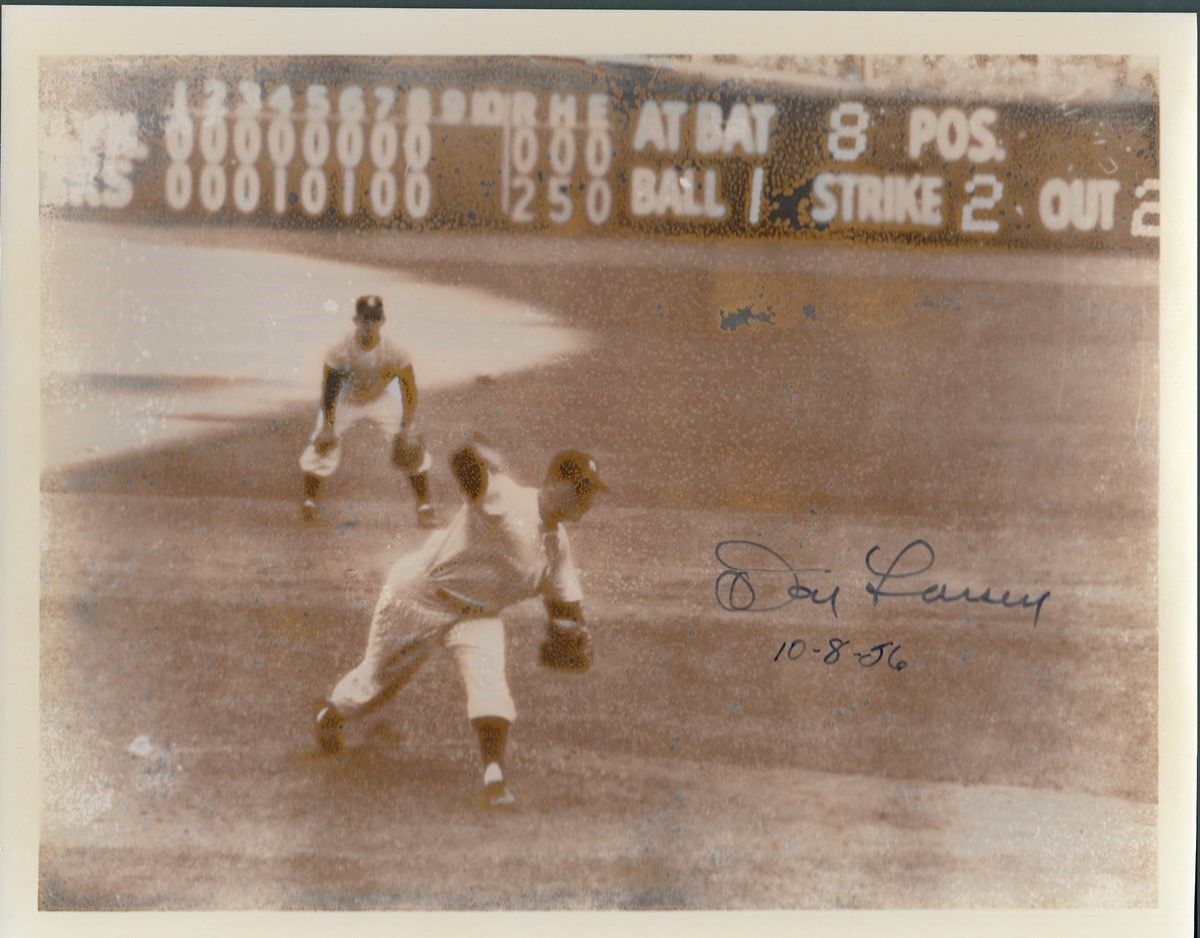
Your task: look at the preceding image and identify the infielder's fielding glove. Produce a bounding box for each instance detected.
[539,620,593,673]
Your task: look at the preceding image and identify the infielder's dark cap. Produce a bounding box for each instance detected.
[355,295,385,320]
[548,449,610,495]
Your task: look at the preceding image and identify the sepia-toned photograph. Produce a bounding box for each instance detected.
[2,7,1196,928]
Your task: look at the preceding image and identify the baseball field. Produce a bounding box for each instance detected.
[39,219,1158,908]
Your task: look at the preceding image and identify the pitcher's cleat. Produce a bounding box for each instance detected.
[416,503,439,529]
[483,779,517,811]
[481,763,516,811]
[301,499,319,524]
[314,703,343,754]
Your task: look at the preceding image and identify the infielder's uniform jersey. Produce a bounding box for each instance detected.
[330,472,583,723]
[326,332,411,406]
[299,330,432,477]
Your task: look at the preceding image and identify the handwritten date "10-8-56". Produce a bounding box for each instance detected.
[774,637,908,671]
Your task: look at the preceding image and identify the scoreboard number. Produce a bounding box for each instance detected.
[1131,179,1159,238]
[373,87,396,121]
[961,174,1003,234]
[509,178,535,223]
[828,102,869,162]
[586,178,612,225]
[548,177,572,223]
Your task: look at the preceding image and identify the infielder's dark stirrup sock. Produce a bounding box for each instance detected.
[408,472,429,501]
[472,717,509,767]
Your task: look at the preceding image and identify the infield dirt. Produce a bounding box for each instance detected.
[40,223,1157,908]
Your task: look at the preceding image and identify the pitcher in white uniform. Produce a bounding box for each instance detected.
[314,438,608,810]
[299,295,436,527]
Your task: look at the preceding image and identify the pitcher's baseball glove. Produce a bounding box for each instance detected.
[539,620,593,673]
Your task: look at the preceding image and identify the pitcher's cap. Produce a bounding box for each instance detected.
[355,295,385,320]
[547,449,610,495]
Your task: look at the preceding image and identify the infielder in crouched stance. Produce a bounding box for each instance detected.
[314,439,606,810]
[300,295,436,528]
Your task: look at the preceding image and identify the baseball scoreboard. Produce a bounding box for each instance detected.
[40,56,1159,251]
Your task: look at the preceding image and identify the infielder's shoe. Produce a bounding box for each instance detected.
[483,780,517,811]
[314,703,343,755]
[416,503,439,529]
[301,499,319,524]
